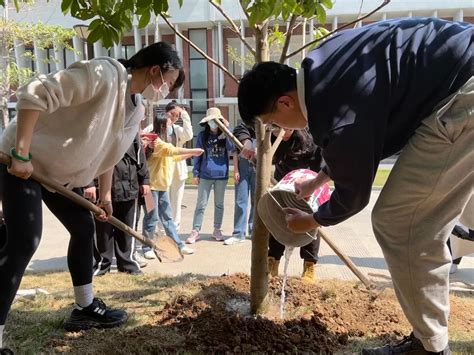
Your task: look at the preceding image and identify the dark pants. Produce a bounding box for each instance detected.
[93,199,140,274]
[268,233,321,263]
[0,166,94,324]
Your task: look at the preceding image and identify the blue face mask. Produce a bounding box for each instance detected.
[166,125,173,136]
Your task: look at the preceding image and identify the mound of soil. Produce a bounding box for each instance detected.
[155,273,408,353]
[46,273,472,354]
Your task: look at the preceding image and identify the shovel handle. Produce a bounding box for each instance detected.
[0,153,155,250]
[318,228,377,290]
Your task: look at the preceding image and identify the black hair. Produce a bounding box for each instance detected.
[118,42,185,91]
[201,124,224,151]
[238,61,297,125]
[165,100,180,112]
[273,128,317,163]
[152,112,168,138]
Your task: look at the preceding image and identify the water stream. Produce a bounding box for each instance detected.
[279,246,295,319]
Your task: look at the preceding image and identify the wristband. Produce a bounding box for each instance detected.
[98,200,112,206]
[10,147,32,162]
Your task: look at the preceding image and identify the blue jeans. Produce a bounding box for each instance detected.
[142,190,184,250]
[192,178,228,231]
[232,157,256,237]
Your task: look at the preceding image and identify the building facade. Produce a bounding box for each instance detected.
[4,0,474,143]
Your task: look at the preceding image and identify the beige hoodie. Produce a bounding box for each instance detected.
[0,57,144,188]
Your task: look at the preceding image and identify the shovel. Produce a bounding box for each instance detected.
[0,153,183,263]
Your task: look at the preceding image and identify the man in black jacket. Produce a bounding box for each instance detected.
[238,17,472,354]
[92,136,150,275]
[224,122,257,245]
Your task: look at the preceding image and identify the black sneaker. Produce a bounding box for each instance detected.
[64,298,128,331]
[0,348,14,355]
[362,332,451,354]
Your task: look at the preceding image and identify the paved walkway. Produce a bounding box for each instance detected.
[29,189,474,288]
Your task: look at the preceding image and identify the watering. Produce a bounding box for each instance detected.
[258,169,331,248]
[279,246,294,319]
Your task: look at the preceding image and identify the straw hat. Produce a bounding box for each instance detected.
[199,107,224,124]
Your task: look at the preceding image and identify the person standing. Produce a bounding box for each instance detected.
[224,121,256,245]
[237,18,472,354]
[93,136,150,276]
[267,128,324,283]
[142,113,203,257]
[165,101,193,231]
[0,41,184,352]
[187,108,234,244]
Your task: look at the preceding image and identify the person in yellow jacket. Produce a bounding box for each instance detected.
[142,113,203,256]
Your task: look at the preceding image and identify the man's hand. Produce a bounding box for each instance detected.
[283,207,319,233]
[295,177,317,200]
[193,177,200,185]
[240,139,256,161]
[8,159,33,180]
[83,186,97,202]
[140,184,150,196]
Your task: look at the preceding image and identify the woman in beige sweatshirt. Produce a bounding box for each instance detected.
[0,42,184,351]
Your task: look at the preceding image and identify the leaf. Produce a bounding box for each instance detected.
[88,18,102,31]
[178,0,183,7]
[316,3,326,24]
[320,0,333,10]
[61,0,74,13]
[138,10,151,28]
[87,26,103,44]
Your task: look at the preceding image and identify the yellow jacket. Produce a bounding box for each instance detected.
[148,138,185,191]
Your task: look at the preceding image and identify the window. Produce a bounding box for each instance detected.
[63,48,75,68]
[122,45,136,60]
[188,29,209,145]
[24,49,35,72]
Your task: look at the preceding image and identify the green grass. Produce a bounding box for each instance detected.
[185,167,392,188]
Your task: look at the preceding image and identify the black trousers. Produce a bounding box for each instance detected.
[0,166,94,324]
[93,199,140,274]
[268,233,320,263]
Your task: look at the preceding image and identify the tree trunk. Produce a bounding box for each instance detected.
[250,23,271,314]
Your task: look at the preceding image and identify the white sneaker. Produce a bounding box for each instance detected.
[180,246,194,255]
[224,236,246,245]
[449,264,458,274]
[133,251,148,268]
[143,250,156,259]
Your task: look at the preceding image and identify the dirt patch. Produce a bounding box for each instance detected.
[41,273,473,354]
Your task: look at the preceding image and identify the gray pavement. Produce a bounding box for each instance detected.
[29,189,474,288]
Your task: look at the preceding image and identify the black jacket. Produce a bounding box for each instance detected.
[233,121,256,143]
[111,137,150,202]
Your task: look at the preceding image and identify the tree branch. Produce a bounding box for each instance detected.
[278,14,297,64]
[209,0,256,56]
[284,0,390,60]
[160,14,240,85]
[239,0,251,22]
[269,127,285,156]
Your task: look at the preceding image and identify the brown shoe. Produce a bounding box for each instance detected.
[267,256,280,277]
[301,261,316,283]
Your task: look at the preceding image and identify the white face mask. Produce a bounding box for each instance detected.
[208,120,218,130]
[142,69,170,103]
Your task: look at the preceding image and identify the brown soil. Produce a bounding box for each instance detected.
[39,273,474,354]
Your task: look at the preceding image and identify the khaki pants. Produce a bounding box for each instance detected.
[372,77,474,352]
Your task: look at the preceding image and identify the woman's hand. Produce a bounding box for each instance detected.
[8,159,33,180]
[192,148,204,156]
[140,184,150,196]
[192,177,200,185]
[83,186,97,202]
[96,200,113,222]
[234,171,240,184]
[283,207,319,233]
